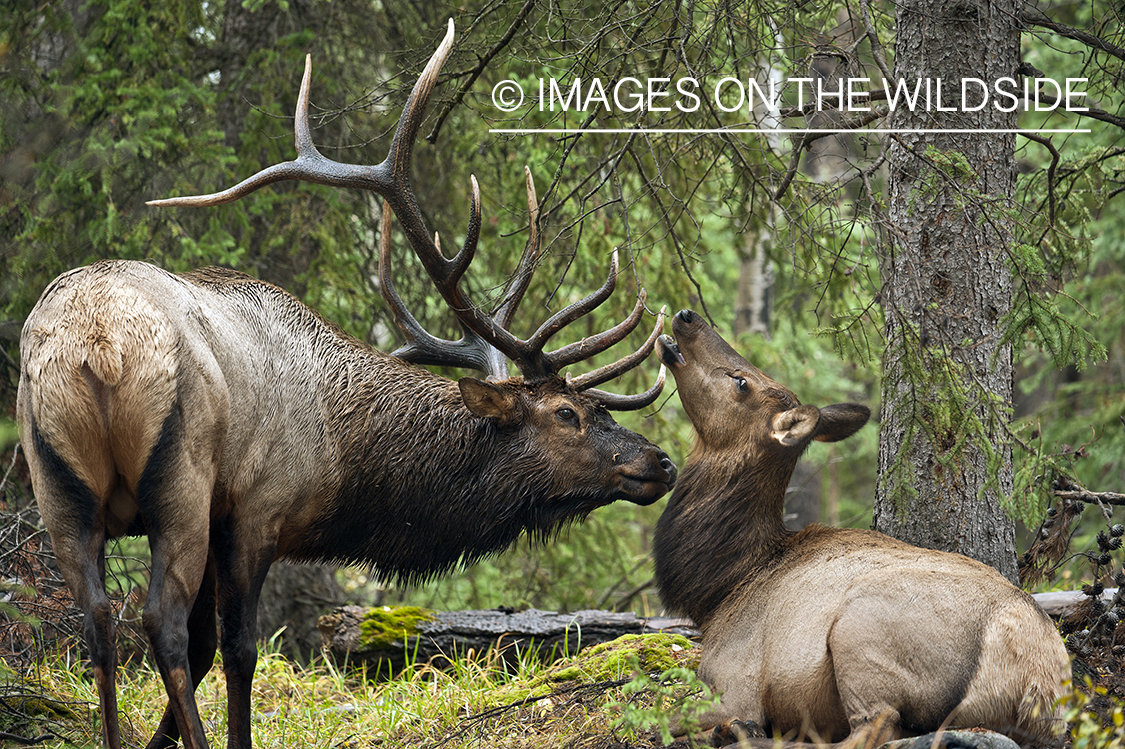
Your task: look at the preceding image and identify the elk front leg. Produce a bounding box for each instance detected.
[670,695,767,746]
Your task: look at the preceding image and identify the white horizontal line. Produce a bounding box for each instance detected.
[489,128,1090,135]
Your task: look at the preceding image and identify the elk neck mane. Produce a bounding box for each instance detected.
[303,367,601,585]
[203,270,606,584]
[653,447,804,629]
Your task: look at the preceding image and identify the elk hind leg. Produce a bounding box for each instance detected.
[136,407,215,749]
[27,427,123,749]
[145,557,218,749]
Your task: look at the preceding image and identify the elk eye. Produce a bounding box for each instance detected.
[733,376,749,394]
[556,407,577,422]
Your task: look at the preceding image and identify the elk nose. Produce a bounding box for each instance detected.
[675,309,696,323]
[658,452,677,481]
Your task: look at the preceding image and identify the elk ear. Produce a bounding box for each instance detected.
[771,405,822,446]
[813,403,871,442]
[459,378,522,428]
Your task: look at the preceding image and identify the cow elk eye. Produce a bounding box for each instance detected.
[733,376,749,394]
[556,407,577,422]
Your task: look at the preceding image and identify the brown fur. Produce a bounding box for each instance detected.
[17,260,675,749]
[652,309,1069,748]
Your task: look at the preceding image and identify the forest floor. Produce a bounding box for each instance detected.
[4,486,1125,747]
[3,607,1125,749]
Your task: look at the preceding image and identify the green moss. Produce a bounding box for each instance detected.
[540,633,699,685]
[485,633,700,707]
[358,606,436,651]
[547,665,583,682]
[3,694,78,720]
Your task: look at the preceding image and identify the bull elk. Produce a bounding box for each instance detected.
[653,309,1069,748]
[16,21,676,749]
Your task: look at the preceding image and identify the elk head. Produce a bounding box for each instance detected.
[658,309,869,468]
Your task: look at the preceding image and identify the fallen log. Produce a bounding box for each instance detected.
[316,605,697,673]
[319,591,1087,674]
[1032,588,1117,617]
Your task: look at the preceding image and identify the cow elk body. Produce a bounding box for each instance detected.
[16,21,676,749]
[653,309,1069,748]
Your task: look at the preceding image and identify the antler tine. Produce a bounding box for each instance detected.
[567,305,665,391]
[446,176,482,289]
[583,364,667,411]
[146,19,457,213]
[378,200,507,378]
[542,283,647,374]
[492,166,542,331]
[147,55,324,208]
[522,250,620,359]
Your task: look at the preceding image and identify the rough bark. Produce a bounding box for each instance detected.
[873,0,1021,581]
[257,561,343,664]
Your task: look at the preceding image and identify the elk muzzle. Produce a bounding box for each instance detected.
[615,445,677,505]
[658,309,748,370]
[656,309,803,453]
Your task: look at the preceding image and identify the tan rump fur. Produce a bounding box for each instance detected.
[22,266,182,503]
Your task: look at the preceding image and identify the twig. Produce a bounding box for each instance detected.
[624,144,715,325]
[1020,132,1060,229]
[613,576,655,613]
[773,109,886,201]
[425,678,631,748]
[1021,8,1125,64]
[425,0,537,144]
[0,443,21,497]
[0,732,56,745]
[858,0,894,83]
[1029,93,1125,131]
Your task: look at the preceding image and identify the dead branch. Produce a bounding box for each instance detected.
[1054,489,1125,506]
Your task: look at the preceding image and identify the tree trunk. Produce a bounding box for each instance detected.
[873,0,1020,582]
[257,561,343,664]
[317,606,697,673]
[733,215,773,339]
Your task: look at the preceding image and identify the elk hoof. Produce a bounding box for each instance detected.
[710,719,765,747]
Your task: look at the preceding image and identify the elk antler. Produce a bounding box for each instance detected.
[147,19,663,407]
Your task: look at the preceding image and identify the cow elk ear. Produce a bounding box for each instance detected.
[771,405,822,446]
[813,403,871,443]
[459,378,522,428]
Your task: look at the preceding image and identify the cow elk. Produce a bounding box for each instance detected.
[653,309,1069,748]
[16,21,676,749]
